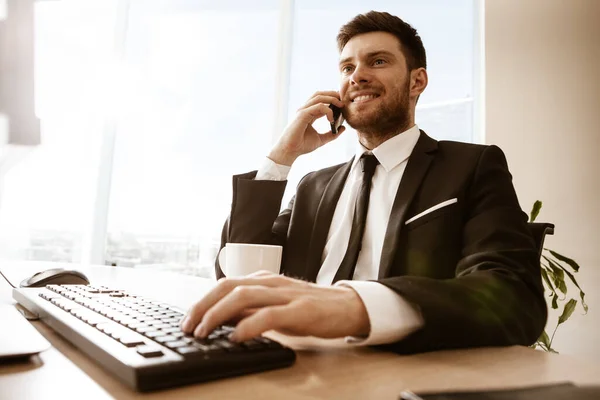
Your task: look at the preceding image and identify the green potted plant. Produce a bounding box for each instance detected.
[529,200,588,353]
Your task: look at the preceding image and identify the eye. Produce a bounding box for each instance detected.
[341,65,354,74]
[373,59,386,66]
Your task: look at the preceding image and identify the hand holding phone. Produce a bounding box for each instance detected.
[329,104,344,135]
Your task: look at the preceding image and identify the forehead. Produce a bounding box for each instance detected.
[339,31,405,62]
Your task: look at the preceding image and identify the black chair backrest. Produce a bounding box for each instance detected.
[528,222,555,259]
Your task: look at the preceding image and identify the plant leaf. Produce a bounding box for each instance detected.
[547,260,565,282]
[538,330,551,348]
[534,341,548,352]
[558,299,577,325]
[544,256,588,313]
[546,260,566,295]
[579,291,588,313]
[540,268,556,295]
[551,293,558,309]
[558,280,567,296]
[529,200,542,222]
[547,249,580,272]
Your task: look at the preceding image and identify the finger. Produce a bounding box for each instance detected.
[318,125,346,146]
[230,304,296,342]
[181,278,235,333]
[181,274,298,333]
[308,90,341,102]
[298,103,334,124]
[247,270,278,278]
[194,286,291,338]
[300,94,343,110]
[224,308,260,325]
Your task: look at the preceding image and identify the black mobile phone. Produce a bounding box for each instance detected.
[329,104,344,135]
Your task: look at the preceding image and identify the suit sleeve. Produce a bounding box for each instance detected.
[215,171,292,278]
[376,145,548,354]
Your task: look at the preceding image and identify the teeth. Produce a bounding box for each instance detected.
[353,94,378,102]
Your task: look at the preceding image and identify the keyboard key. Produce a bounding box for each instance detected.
[206,344,223,352]
[136,345,164,358]
[95,322,111,332]
[164,311,182,318]
[120,336,146,347]
[176,346,202,355]
[166,340,189,349]
[145,330,164,338]
[191,339,223,352]
[110,331,124,341]
[161,327,181,334]
[61,304,74,312]
[164,318,182,325]
[135,326,155,334]
[116,317,136,325]
[84,316,104,327]
[191,342,211,352]
[214,340,239,351]
[146,312,164,318]
[155,335,177,343]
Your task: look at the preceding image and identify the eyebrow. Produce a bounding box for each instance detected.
[339,50,397,66]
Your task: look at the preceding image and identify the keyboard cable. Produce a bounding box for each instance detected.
[1,268,40,319]
[0,268,15,288]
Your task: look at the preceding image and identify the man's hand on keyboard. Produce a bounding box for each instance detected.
[180,271,370,342]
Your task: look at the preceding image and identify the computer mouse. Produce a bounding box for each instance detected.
[19,268,90,288]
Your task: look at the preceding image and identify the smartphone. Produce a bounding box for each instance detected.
[329,104,344,135]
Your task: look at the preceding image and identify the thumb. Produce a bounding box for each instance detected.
[322,125,347,145]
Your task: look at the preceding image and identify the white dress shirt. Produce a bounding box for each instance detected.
[255,125,424,345]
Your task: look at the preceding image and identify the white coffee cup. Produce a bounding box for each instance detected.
[218,243,283,277]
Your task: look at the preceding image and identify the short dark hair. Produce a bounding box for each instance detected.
[337,11,427,70]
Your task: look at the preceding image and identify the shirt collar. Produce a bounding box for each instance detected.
[352,124,421,173]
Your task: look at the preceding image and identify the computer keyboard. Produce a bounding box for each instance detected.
[12,284,296,391]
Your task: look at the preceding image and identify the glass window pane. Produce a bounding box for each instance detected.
[0,1,118,263]
[106,0,280,275]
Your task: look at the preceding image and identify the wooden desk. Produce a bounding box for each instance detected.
[1,262,599,400]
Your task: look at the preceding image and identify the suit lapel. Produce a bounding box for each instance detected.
[304,158,354,282]
[378,131,438,279]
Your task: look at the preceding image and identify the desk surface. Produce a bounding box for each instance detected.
[1,261,599,400]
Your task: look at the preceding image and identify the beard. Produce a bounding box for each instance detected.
[342,77,411,137]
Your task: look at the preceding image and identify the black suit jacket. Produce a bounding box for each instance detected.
[216,131,547,354]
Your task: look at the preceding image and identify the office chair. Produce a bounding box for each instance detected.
[527,222,555,259]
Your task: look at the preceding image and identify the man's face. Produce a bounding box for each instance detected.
[338,31,412,135]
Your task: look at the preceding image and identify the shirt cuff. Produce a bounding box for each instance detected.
[255,157,291,181]
[335,280,424,346]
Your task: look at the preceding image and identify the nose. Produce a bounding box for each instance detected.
[350,64,370,86]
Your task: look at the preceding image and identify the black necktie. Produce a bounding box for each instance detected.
[333,154,379,283]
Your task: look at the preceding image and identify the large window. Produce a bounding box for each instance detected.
[0,0,481,277]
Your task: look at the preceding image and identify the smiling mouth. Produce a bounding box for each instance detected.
[352,94,380,103]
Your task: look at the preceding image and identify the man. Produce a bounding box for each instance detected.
[181,11,547,354]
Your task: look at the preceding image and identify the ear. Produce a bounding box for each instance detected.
[410,68,428,98]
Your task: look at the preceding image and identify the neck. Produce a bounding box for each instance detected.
[357,121,414,150]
